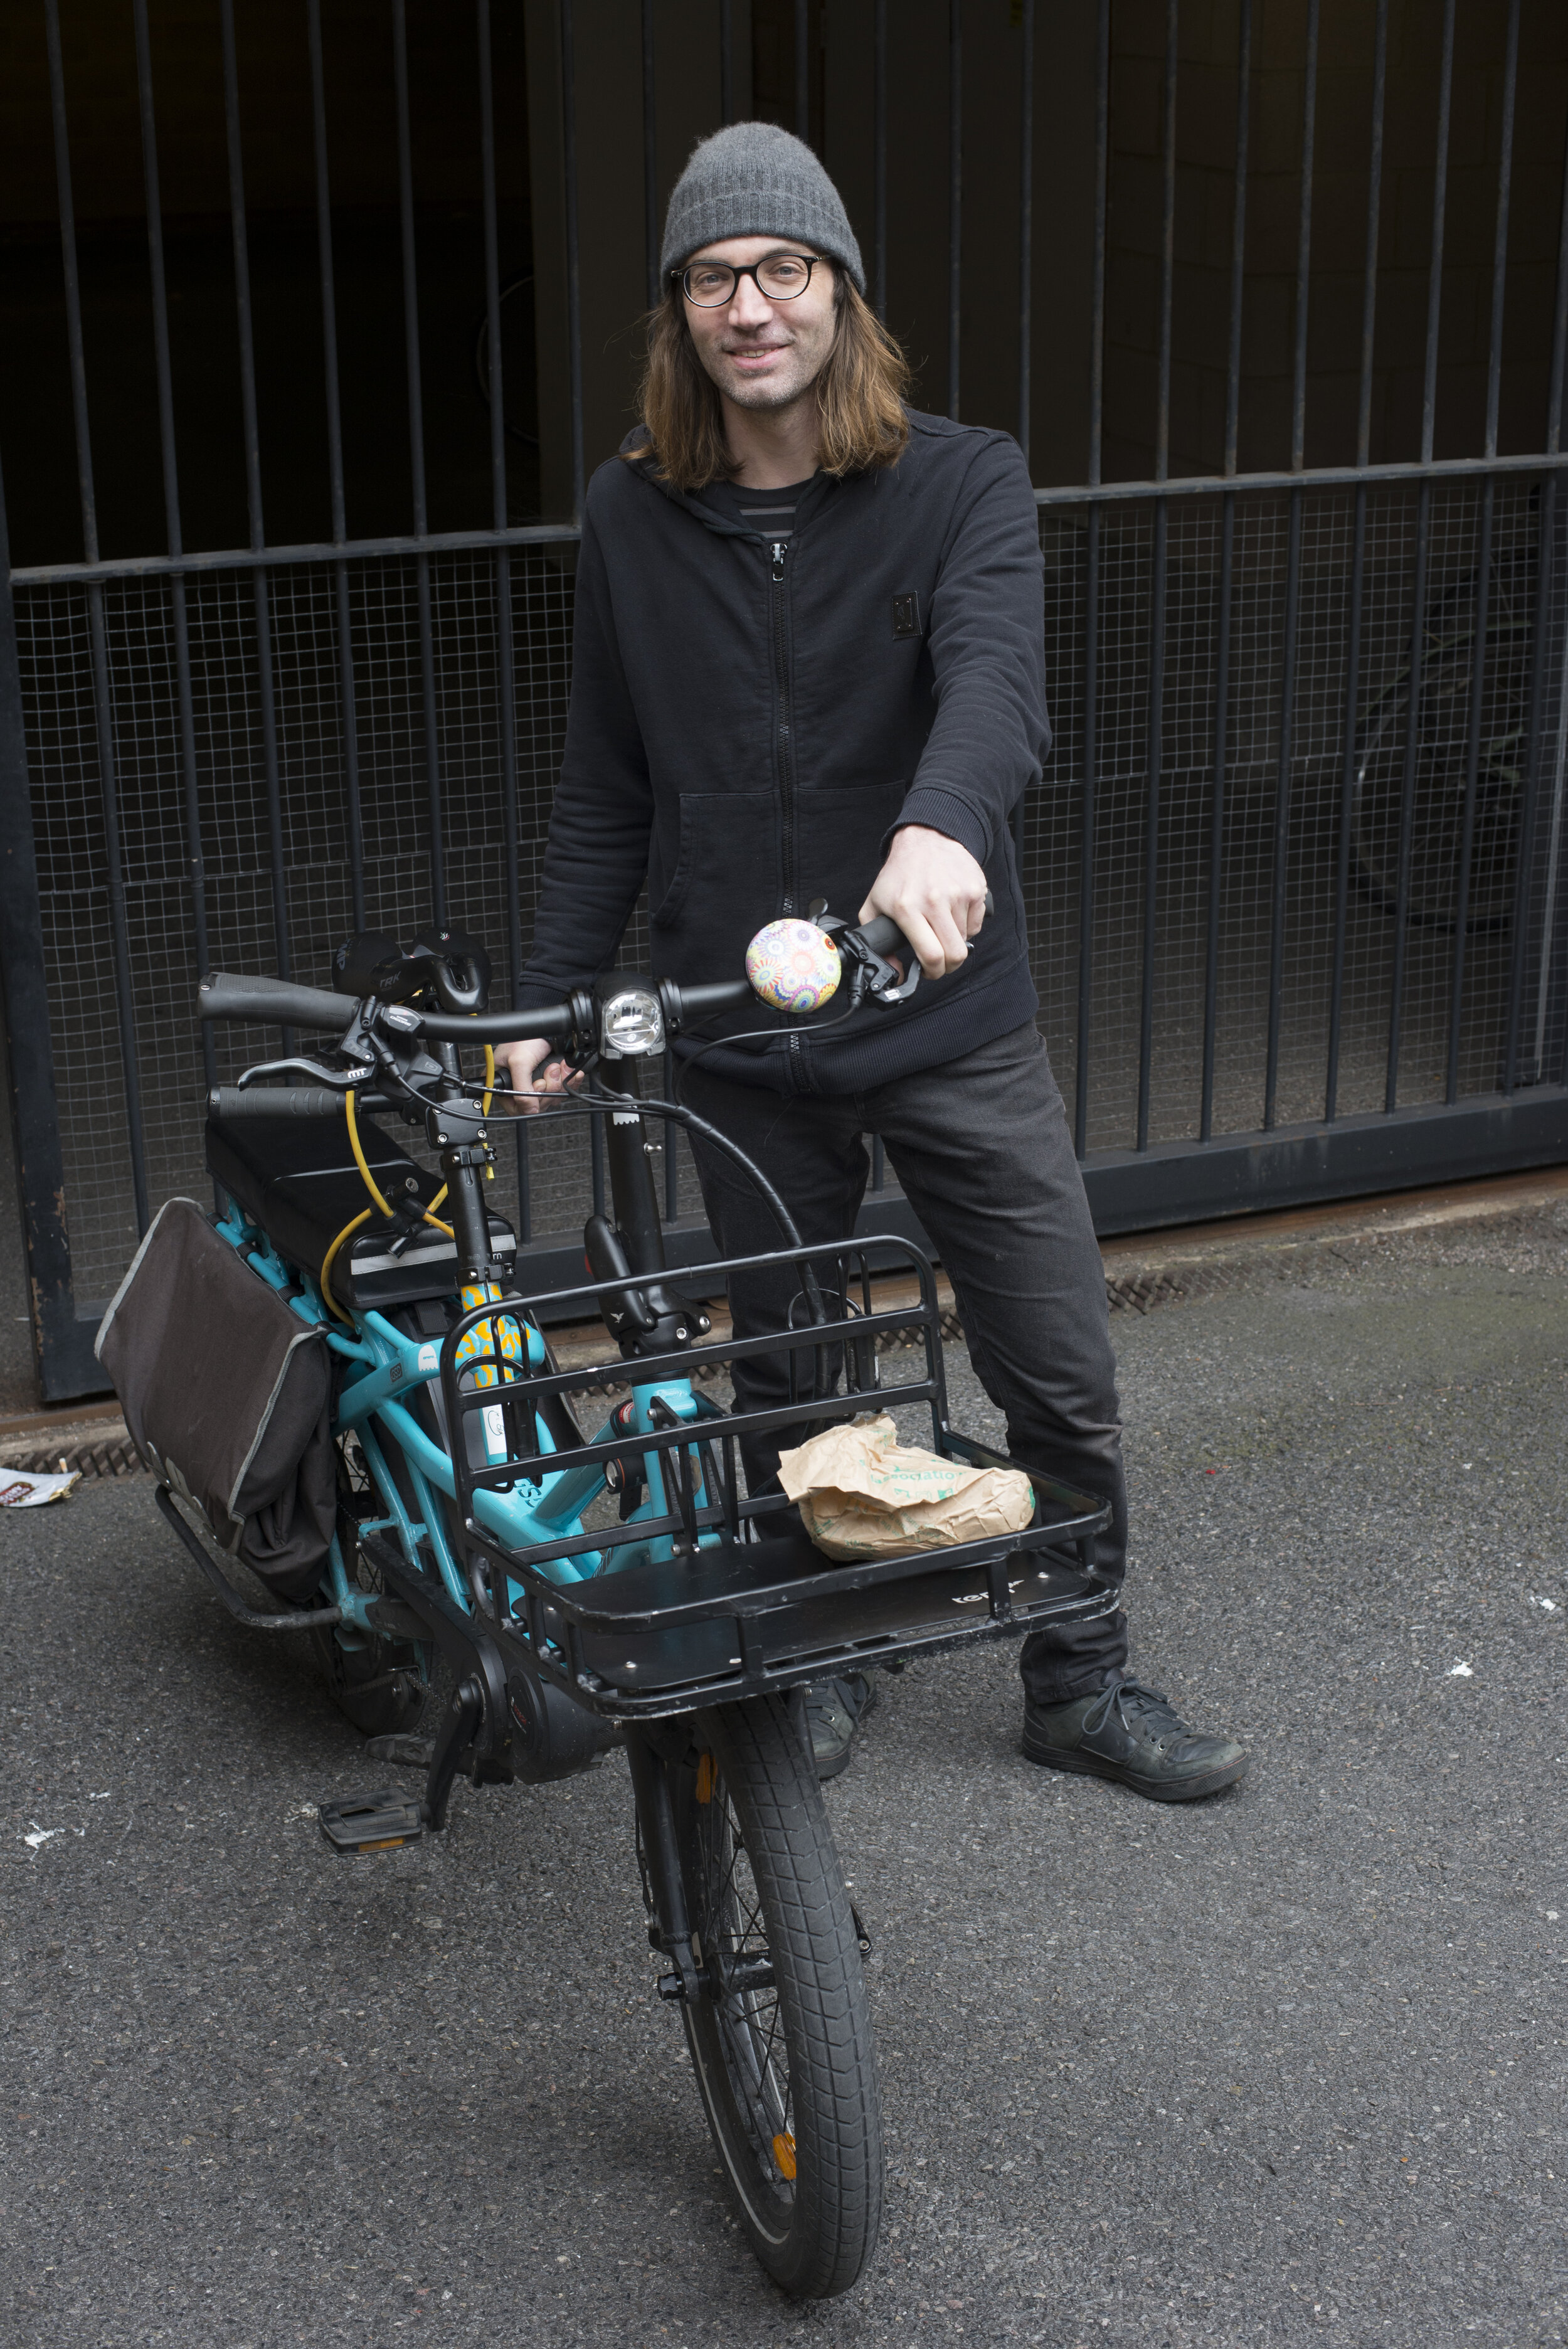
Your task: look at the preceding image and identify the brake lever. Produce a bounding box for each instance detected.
[236,1054,375,1091]
[864,953,921,1006]
[827,885,995,1008]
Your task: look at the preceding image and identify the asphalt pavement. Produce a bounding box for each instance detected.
[3,1206,1565,2348]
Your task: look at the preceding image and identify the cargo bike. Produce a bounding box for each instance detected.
[102,910,1114,2299]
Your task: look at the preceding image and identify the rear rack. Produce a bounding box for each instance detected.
[423,1236,1116,1720]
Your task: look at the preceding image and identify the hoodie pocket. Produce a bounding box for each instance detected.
[793,778,911,925]
[650,787,781,951]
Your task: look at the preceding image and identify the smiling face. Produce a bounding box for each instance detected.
[679,235,840,417]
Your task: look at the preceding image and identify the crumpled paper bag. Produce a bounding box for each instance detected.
[776,1412,1036,1560]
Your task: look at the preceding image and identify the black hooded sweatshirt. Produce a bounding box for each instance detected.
[513,406,1049,1095]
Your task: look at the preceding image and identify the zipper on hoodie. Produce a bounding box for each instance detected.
[769,539,797,918]
[768,537,812,1093]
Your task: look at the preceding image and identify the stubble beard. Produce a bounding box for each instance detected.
[698,322,835,417]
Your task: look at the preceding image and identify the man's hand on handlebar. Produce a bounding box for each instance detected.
[859,825,989,981]
[492,1036,585,1116]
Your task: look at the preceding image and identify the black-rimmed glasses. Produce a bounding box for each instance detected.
[675,253,826,306]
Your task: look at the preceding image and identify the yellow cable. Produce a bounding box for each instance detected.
[320,1207,371,1321]
[482,1046,495,1180]
[423,1180,453,1239]
[329,1091,453,1302]
[345,1090,393,1217]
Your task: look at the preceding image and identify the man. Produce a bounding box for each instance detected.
[499,122,1247,1803]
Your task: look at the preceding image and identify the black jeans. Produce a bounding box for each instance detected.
[681,1022,1128,1705]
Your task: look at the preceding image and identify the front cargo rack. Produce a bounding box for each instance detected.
[433,1236,1117,1721]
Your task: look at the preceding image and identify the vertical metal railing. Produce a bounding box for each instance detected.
[1444,0,1520,1097]
[1263,0,1317,1133]
[476,0,531,1241]
[43,0,150,1234]
[1072,0,1110,1162]
[307,0,366,938]
[1539,127,1568,1089]
[1135,0,1177,1154]
[1016,0,1033,466]
[220,0,292,1015]
[1386,0,1456,1113]
[391,0,445,929]
[642,0,659,310]
[1497,0,1550,1096]
[1325,0,1386,1125]
[1200,0,1252,1143]
[561,0,585,521]
[947,0,962,422]
[132,0,214,1093]
[1009,0,1035,879]
[872,0,887,322]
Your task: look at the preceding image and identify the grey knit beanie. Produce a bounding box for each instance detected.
[660,122,866,295]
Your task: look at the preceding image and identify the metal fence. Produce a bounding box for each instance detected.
[3,0,1568,1402]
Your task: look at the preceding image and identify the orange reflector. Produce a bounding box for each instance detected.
[695,1753,716,1805]
[359,1838,408,1852]
[771,2132,797,2180]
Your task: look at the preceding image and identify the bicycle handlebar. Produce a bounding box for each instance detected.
[415,984,757,1041]
[198,971,355,1031]
[415,1003,578,1044]
[671,978,756,1021]
[198,902,951,1058]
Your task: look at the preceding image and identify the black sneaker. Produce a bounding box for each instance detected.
[1022,1673,1248,1803]
[800,1673,878,1781]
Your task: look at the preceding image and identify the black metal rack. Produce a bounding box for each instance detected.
[430,1236,1116,1721]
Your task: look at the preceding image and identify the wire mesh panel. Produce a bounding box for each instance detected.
[13,546,581,1305]
[1030,472,1560,1155]
[14,465,1564,1318]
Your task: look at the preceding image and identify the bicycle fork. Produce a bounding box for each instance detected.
[627,1727,704,2004]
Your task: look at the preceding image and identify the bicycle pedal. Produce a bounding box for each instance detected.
[363,1734,435,1768]
[316,1788,425,1855]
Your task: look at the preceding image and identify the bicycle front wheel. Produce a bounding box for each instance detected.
[672,1696,882,2298]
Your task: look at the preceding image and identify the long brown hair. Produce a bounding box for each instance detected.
[627,272,910,492]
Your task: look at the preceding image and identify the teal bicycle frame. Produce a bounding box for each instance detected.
[210,1193,721,1666]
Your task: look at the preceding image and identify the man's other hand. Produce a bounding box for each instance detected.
[859,825,989,980]
[492,1037,584,1116]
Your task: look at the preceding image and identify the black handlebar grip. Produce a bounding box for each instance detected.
[856,888,993,961]
[669,977,755,1021]
[856,913,908,958]
[206,1086,351,1120]
[198,971,352,1031]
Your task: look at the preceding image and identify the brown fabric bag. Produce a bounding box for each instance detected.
[95,1199,337,1600]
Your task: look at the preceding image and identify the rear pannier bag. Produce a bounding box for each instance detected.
[95,1198,336,1600]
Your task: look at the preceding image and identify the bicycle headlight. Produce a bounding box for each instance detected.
[601,985,665,1056]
